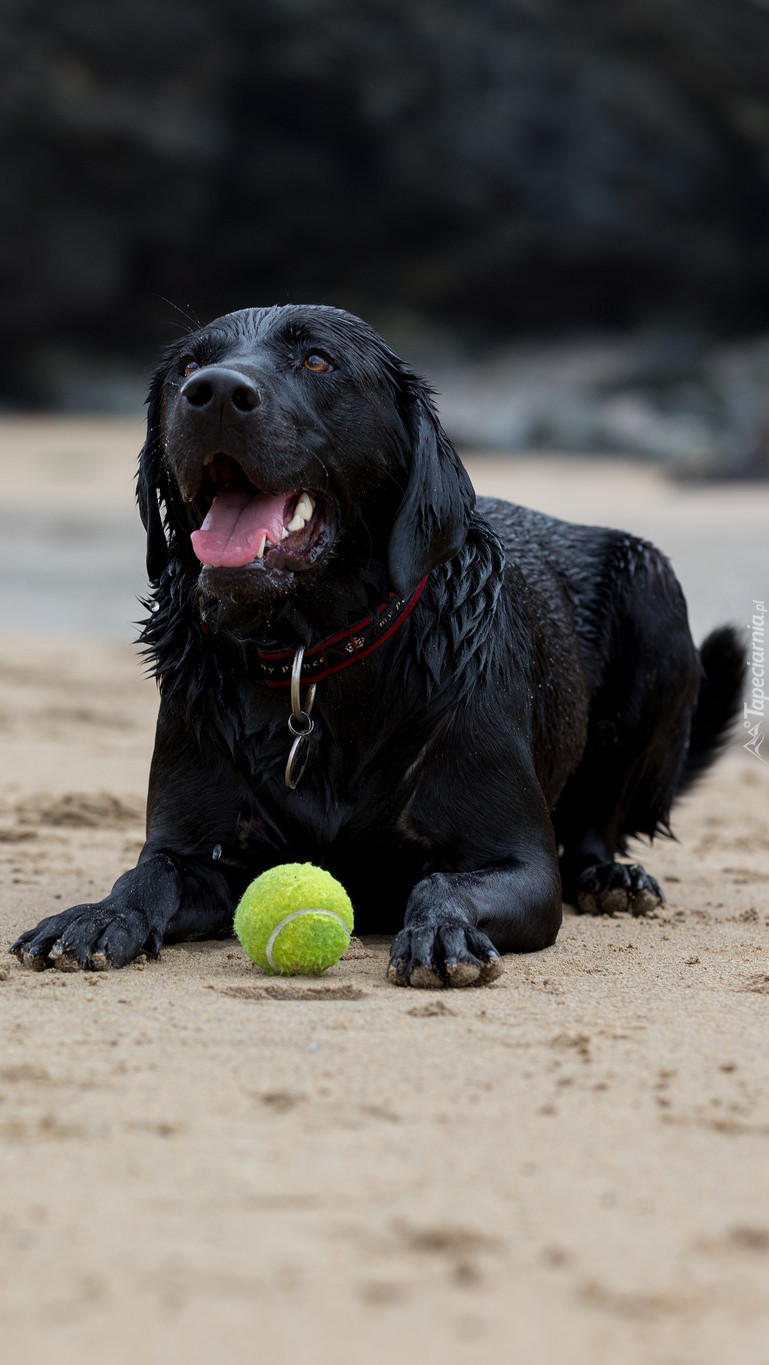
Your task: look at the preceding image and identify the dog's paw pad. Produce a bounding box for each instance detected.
[445,959,481,987]
[592,887,628,916]
[387,960,408,987]
[630,887,661,917]
[627,866,663,916]
[479,953,504,984]
[50,943,84,972]
[16,948,49,972]
[409,963,446,990]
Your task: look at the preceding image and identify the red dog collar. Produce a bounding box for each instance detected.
[256,576,428,686]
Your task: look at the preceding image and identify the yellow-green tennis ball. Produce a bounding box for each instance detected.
[233,863,354,975]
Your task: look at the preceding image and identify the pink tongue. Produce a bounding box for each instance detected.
[191,488,292,568]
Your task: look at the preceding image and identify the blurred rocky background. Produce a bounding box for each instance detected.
[3,0,769,473]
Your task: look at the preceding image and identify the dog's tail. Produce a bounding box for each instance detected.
[677,626,746,795]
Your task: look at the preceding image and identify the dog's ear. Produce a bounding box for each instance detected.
[136,368,170,585]
[388,392,475,597]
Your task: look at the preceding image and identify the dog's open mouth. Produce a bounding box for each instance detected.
[189,455,331,572]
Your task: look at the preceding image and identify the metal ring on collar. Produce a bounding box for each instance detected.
[288,712,314,738]
[290,645,317,724]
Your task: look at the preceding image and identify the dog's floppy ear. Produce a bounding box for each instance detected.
[388,392,475,597]
[136,368,170,585]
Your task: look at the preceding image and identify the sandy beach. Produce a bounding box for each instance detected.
[1,418,768,1364]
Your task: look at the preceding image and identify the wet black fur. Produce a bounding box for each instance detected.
[12,305,746,984]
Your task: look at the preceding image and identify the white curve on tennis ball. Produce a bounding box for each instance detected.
[264,908,350,972]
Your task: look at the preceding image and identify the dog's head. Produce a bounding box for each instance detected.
[138,305,474,636]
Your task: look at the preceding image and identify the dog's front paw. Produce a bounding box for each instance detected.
[576,862,663,917]
[387,919,503,989]
[10,902,162,971]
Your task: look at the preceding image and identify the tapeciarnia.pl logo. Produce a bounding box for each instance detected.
[744,599,766,761]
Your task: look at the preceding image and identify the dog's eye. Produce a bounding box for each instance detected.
[181,358,200,378]
[303,353,334,373]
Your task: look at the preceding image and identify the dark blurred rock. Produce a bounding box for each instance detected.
[433,330,769,476]
[3,0,769,442]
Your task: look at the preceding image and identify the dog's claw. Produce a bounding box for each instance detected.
[144,928,163,960]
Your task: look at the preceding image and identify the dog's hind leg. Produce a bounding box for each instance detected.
[554,541,703,917]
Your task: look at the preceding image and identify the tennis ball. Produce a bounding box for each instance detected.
[233,863,354,975]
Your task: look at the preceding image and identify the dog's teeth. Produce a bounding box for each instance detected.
[286,514,306,532]
[203,453,215,467]
[295,493,314,521]
[254,533,267,560]
[281,527,290,540]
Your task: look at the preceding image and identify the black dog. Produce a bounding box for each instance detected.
[12,305,745,986]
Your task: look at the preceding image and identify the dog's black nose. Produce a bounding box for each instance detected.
[180,366,261,415]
